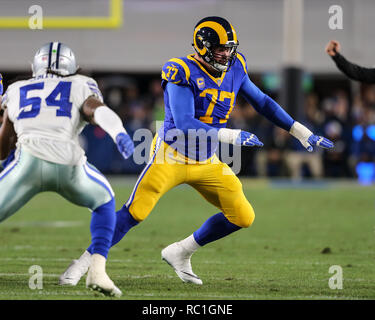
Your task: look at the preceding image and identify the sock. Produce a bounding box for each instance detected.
[77,250,92,267]
[193,212,241,246]
[110,204,139,247]
[87,198,116,258]
[90,253,107,274]
[178,234,201,256]
[87,204,139,254]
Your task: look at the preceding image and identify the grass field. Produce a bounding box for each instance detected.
[0,177,374,300]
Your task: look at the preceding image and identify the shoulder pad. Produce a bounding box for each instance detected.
[74,75,103,102]
[161,58,191,86]
[236,52,248,75]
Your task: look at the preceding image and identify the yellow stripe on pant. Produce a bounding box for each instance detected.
[126,134,255,228]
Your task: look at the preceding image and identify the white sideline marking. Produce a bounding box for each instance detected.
[0,273,60,277]
[124,292,367,300]
[0,290,366,300]
[2,291,90,297]
[0,257,72,262]
[3,221,84,228]
[0,268,372,284]
[0,272,158,278]
[0,256,372,268]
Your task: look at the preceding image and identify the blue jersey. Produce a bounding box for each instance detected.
[0,73,3,95]
[160,52,248,161]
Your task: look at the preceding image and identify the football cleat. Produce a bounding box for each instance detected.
[161,242,203,285]
[86,270,122,298]
[86,254,122,297]
[59,250,91,286]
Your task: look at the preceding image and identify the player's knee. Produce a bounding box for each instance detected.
[126,206,147,223]
[128,211,144,223]
[127,197,155,222]
[95,197,115,212]
[0,204,17,224]
[237,207,255,228]
[230,200,255,228]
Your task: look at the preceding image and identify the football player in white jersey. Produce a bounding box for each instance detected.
[0,42,134,297]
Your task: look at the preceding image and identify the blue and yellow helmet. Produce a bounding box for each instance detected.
[192,16,239,72]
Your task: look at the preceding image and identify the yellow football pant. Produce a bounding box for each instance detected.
[125,135,255,228]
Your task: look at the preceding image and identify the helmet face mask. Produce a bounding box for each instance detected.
[32,42,78,77]
[210,43,238,72]
[192,16,239,72]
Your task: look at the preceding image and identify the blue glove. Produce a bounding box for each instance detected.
[235,131,264,147]
[306,134,334,152]
[0,73,3,95]
[115,132,134,159]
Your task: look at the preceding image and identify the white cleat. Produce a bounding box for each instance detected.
[86,254,122,298]
[161,242,203,285]
[59,251,91,286]
[86,271,122,298]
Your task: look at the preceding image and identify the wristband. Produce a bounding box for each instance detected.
[217,128,241,145]
[289,121,313,141]
[93,106,127,142]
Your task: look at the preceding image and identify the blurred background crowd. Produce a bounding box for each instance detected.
[87,71,375,181]
[3,70,372,181]
[1,0,375,182]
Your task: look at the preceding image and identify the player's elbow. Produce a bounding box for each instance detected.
[174,116,193,135]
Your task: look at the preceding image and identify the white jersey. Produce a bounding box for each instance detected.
[1,74,103,165]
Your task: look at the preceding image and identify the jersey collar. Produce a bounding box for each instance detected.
[187,54,227,87]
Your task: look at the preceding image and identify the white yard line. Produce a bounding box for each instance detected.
[2,221,84,228]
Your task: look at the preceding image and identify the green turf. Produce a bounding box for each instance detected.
[0,178,374,300]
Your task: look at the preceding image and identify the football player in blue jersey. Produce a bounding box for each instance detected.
[60,16,334,286]
[0,73,16,172]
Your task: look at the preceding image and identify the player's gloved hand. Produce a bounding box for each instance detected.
[289,121,334,152]
[235,131,264,147]
[0,73,3,95]
[115,132,134,159]
[306,134,334,152]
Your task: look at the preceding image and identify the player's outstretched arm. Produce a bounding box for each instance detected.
[167,82,263,147]
[239,75,334,152]
[81,96,134,159]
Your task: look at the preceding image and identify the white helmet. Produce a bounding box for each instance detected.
[32,42,78,77]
